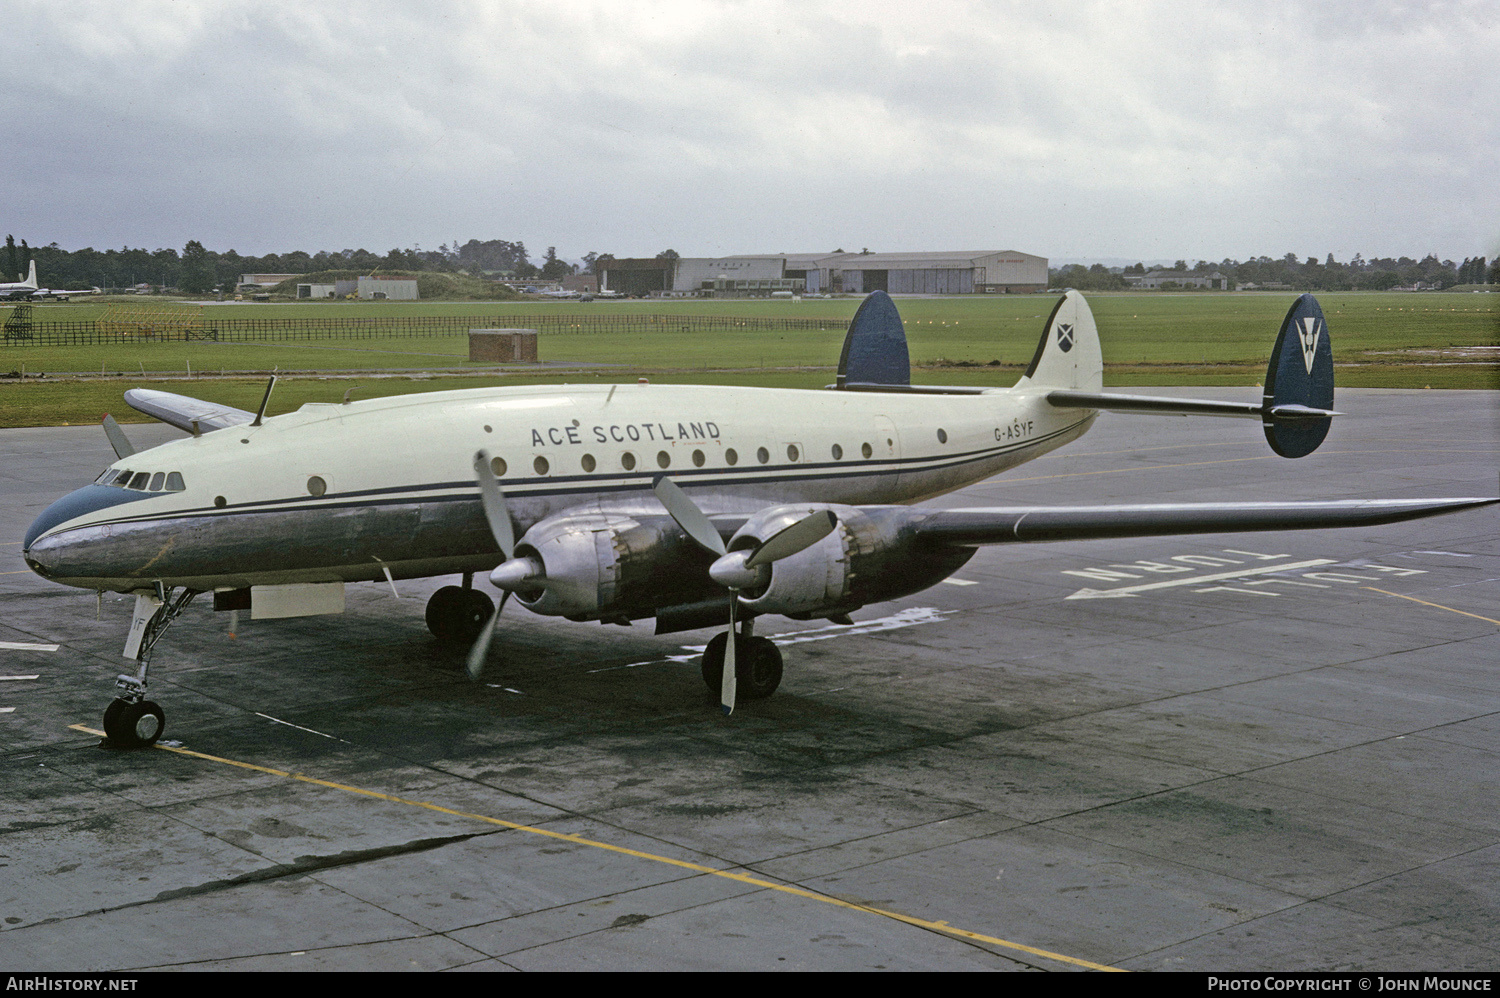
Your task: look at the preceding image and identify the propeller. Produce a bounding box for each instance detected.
[466,449,541,680]
[653,476,836,715]
[102,415,136,459]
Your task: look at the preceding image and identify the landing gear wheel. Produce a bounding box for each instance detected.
[426,586,494,644]
[700,634,782,701]
[103,698,165,749]
[737,637,783,701]
[701,633,728,691]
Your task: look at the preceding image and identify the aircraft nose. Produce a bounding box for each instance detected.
[22,483,155,577]
[22,533,59,577]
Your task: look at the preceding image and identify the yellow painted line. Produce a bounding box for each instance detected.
[1362,588,1500,627]
[67,723,1123,971]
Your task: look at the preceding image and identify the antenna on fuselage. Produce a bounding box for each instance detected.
[251,375,277,427]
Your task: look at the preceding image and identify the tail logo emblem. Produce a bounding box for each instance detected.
[1297,317,1321,374]
[1056,323,1074,353]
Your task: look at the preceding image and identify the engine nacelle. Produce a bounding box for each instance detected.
[729,504,975,618]
[509,511,716,620]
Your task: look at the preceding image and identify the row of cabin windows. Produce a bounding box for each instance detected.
[488,440,889,478]
[96,468,187,492]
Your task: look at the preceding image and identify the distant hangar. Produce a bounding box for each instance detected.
[598,250,1048,297]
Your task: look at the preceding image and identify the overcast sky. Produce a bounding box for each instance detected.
[3,0,1495,266]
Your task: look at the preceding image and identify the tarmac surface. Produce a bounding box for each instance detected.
[0,388,1496,972]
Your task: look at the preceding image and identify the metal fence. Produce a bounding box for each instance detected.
[0,312,846,347]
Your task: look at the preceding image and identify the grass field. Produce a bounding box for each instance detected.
[2,292,1494,427]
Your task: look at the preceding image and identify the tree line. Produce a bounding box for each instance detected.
[2,236,626,294]
[1050,253,1496,292]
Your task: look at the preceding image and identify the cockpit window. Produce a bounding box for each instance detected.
[101,468,186,491]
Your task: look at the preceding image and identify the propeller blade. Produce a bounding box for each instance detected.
[474,450,515,559]
[746,509,838,568]
[466,591,510,680]
[653,476,726,557]
[102,415,136,459]
[721,596,737,716]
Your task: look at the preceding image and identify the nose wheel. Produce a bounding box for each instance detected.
[103,697,165,749]
[100,585,197,749]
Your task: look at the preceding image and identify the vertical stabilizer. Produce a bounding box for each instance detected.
[836,290,910,388]
[24,259,37,288]
[1016,290,1103,392]
[1262,294,1334,458]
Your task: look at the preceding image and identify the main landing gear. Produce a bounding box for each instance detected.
[103,586,199,749]
[700,620,784,702]
[425,576,495,645]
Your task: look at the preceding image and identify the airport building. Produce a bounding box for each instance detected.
[598,250,1048,297]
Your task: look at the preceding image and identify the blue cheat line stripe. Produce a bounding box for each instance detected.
[73,419,1090,530]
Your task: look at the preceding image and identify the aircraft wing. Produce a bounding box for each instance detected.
[123,388,256,433]
[911,498,1498,546]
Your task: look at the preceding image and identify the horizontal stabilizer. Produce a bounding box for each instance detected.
[834,382,992,395]
[1046,390,1339,421]
[915,498,1497,546]
[124,388,256,434]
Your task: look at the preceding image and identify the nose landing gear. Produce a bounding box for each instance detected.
[102,585,199,749]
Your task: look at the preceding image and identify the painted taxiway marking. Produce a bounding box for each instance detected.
[65,723,1122,972]
[941,578,979,586]
[1363,588,1500,627]
[0,641,60,652]
[0,675,40,681]
[1066,559,1336,600]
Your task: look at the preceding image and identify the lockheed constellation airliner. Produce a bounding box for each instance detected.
[21,291,1496,746]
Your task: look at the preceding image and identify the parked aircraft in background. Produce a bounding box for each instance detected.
[0,260,99,301]
[21,291,1495,747]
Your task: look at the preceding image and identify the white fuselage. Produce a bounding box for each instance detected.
[23,381,1094,592]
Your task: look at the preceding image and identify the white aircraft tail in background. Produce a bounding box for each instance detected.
[0,260,98,301]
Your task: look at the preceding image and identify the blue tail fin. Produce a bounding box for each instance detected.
[1263,294,1334,458]
[836,291,910,388]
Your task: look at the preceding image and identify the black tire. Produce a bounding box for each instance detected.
[102,697,128,739]
[701,632,728,691]
[104,699,165,749]
[700,634,783,701]
[737,637,783,701]
[426,586,493,644]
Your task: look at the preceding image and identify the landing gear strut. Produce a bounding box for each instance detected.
[700,622,784,702]
[103,585,199,749]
